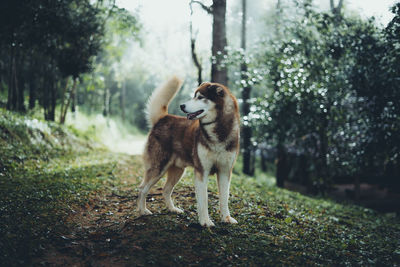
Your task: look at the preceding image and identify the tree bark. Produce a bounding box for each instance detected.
[211,0,228,85]
[276,142,288,188]
[60,78,77,124]
[16,64,25,112]
[43,73,49,120]
[7,47,18,111]
[191,0,228,85]
[103,87,109,117]
[120,80,126,121]
[49,77,56,121]
[71,81,77,113]
[44,73,56,121]
[240,0,253,176]
[330,0,344,19]
[316,113,329,192]
[261,149,267,172]
[108,89,113,116]
[275,0,282,39]
[59,77,70,121]
[29,73,36,109]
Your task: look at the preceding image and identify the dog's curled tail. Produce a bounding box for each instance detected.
[146,76,183,127]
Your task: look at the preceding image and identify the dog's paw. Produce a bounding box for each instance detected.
[169,207,184,214]
[138,208,153,216]
[199,218,215,227]
[222,216,238,224]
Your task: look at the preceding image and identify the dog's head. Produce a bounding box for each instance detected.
[180,82,227,121]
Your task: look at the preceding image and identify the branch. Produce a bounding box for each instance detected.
[330,0,334,11]
[337,0,344,12]
[191,0,212,14]
[189,2,203,85]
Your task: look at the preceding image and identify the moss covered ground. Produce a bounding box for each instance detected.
[1,110,399,266]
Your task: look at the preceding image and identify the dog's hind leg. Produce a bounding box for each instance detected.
[163,166,184,213]
[137,167,165,216]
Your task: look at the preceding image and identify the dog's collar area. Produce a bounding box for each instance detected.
[200,120,217,126]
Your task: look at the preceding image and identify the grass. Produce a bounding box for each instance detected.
[0,109,399,266]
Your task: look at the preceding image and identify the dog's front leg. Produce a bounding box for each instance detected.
[217,169,237,224]
[194,171,215,227]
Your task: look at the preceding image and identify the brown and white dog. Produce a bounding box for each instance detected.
[137,76,240,227]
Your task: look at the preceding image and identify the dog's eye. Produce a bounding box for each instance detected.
[198,95,204,100]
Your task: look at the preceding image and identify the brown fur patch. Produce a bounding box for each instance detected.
[196,83,240,143]
[226,139,238,151]
[144,82,239,182]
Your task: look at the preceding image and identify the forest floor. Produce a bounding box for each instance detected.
[1,110,400,266]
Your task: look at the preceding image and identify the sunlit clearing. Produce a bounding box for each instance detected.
[66,111,146,155]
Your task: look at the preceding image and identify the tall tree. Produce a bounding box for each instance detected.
[211,0,228,85]
[240,0,253,176]
[191,0,228,85]
[330,0,344,20]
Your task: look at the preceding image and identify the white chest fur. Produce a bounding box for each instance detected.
[197,142,237,174]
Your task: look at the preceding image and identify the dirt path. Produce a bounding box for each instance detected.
[30,154,400,266]
[33,154,205,266]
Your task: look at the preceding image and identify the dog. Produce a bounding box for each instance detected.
[137,76,240,227]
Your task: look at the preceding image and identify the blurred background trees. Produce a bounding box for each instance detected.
[0,0,141,123]
[246,1,400,195]
[0,0,399,196]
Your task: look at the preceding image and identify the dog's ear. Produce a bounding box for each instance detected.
[216,86,224,97]
[208,85,224,97]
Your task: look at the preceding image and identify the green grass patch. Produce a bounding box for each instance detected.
[0,109,118,265]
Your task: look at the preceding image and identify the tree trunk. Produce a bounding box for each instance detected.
[330,0,344,22]
[17,69,25,112]
[317,114,329,189]
[59,77,70,121]
[240,0,253,176]
[60,78,77,124]
[44,73,56,121]
[103,87,109,117]
[275,0,282,39]
[261,149,267,172]
[29,74,36,109]
[71,82,76,113]
[120,81,126,122]
[49,77,56,121]
[250,146,256,175]
[43,74,49,120]
[276,143,288,188]
[7,47,19,111]
[211,0,228,85]
[108,90,113,116]
[330,0,344,15]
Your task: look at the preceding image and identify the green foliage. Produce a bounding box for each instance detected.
[241,3,400,191]
[0,0,106,116]
[76,6,146,128]
[348,3,400,174]
[0,0,143,125]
